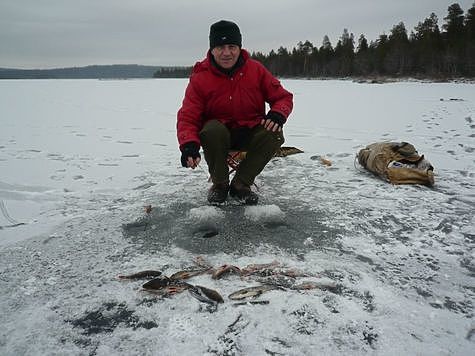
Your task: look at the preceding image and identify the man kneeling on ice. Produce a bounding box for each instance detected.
[177,20,293,205]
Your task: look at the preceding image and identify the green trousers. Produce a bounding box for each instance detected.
[199,120,284,185]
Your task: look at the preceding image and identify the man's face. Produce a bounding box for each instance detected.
[211,44,241,69]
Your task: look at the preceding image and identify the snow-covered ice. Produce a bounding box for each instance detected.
[0,79,474,355]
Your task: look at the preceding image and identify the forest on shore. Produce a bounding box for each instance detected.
[155,2,475,79]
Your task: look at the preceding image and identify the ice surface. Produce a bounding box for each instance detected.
[0,79,474,355]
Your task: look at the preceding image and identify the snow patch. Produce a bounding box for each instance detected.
[244,204,285,223]
[188,206,224,221]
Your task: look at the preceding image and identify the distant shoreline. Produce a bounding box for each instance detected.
[2,77,474,84]
[1,65,474,83]
[3,77,474,84]
[0,64,176,80]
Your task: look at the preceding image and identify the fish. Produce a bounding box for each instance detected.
[169,267,212,280]
[274,146,304,157]
[320,157,332,166]
[232,300,270,307]
[246,267,277,277]
[228,285,278,300]
[188,285,224,304]
[240,261,280,276]
[117,270,162,280]
[142,276,192,297]
[310,155,332,166]
[229,147,303,162]
[142,276,172,290]
[245,267,309,278]
[212,264,241,280]
[278,268,314,278]
[143,284,190,297]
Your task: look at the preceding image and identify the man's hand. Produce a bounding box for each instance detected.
[261,111,286,132]
[180,142,201,169]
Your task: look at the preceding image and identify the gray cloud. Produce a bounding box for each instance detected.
[1,0,473,68]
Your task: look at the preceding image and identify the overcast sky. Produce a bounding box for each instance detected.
[1,0,473,69]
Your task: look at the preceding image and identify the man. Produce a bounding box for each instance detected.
[177,20,293,205]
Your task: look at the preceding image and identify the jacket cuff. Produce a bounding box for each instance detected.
[266,111,286,125]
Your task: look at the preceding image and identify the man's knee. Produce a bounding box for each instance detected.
[199,120,229,143]
[273,130,285,147]
[256,127,285,149]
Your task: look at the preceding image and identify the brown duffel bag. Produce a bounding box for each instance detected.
[357,142,435,186]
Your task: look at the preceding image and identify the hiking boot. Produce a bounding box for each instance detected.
[207,182,229,204]
[230,178,258,205]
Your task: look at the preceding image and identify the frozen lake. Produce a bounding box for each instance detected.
[0,79,474,355]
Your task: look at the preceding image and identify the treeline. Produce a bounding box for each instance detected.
[153,66,191,78]
[157,2,475,79]
[252,2,475,78]
[0,65,162,79]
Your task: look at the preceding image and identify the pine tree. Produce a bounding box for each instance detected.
[465,2,475,40]
[372,34,389,74]
[385,22,411,75]
[443,3,465,75]
[320,35,334,55]
[464,2,475,75]
[443,3,465,42]
[355,34,371,75]
[297,40,314,76]
[334,29,355,76]
[413,13,443,75]
[357,34,369,53]
[319,36,334,76]
[276,46,291,76]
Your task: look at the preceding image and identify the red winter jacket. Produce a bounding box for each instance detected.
[177,49,293,148]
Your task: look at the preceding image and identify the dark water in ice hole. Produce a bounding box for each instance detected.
[122,200,344,255]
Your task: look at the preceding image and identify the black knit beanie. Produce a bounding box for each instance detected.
[209,20,242,49]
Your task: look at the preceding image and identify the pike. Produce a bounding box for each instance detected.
[232,300,270,307]
[240,261,280,276]
[117,270,162,280]
[228,285,279,300]
[143,284,191,297]
[141,276,173,290]
[188,285,224,304]
[277,268,314,278]
[169,267,212,280]
[274,146,304,157]
[231,146,303,161]
[142,276,192,296]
